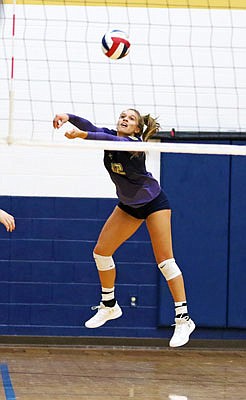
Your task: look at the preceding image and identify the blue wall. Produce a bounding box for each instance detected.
[0,144,245,340]
[0,196,160,337]
[228,144,246,328]
[159,141,246,333]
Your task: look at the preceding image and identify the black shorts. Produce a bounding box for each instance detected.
[118,190,171,220]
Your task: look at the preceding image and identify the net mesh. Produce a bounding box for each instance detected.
[0,0,246,145]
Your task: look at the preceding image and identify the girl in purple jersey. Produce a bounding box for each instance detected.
[53,109,195,347]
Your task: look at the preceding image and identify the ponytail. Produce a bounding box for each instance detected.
[129,109,160,142]
[141,114,160,142]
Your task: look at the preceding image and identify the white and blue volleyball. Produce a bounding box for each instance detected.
[101,30,130,60]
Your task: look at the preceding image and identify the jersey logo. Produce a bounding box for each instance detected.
[111,163,126,175]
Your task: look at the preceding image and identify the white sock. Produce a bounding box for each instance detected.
[101,287,115,307]
[175,301,188,318]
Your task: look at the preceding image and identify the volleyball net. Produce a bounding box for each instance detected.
[1,0,246,152]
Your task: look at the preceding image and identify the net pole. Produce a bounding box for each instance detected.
[7,0,16,145]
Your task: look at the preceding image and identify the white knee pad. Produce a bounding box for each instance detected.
[93,252,115,271]
[158,258,181,281]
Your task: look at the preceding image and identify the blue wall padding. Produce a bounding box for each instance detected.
[228,142,246,328]
[0,196,159,336]
[159,150,230,327]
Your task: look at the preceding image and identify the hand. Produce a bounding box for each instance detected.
[65,129,88,140]
[0,209,15,232]
[53,113,69,129]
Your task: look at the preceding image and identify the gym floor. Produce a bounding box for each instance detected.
[0,345,245,399]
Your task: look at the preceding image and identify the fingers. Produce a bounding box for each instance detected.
[65,129,77,139]
[53,119,61,129]
[65,130,87,140]
[5,215,15,232]
[53,115,63,129]
[0,210,15,232]
[53,114,68,129]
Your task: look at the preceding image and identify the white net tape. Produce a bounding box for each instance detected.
[4,139,246,156]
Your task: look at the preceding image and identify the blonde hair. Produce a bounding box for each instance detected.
[129,109,160,141]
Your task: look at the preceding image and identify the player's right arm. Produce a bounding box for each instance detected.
[53,113,104,132]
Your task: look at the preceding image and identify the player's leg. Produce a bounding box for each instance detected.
[146,209,195,347]
[145,209,186,300]
[94,205,143,292]
[85,206,144,328]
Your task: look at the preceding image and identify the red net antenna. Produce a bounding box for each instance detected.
[7,0,16,145]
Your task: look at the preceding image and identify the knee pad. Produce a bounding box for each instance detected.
[93,252,115,271]
[158,258,181,281]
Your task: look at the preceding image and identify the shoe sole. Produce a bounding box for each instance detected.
[169,321,196,348]
[85,309,123,329]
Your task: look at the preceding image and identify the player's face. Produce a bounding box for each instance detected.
[117,110,140,136]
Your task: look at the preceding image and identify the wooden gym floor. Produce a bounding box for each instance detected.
[0,345,245,399]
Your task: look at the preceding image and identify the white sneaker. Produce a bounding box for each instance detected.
[85,302,122,328]
[168,395,188,400]
[169,316,195,347]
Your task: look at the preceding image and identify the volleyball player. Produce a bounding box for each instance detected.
[0,209,15,232]
[53,109,195,347]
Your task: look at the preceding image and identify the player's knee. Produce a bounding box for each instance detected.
[158,258,181,281]
[93,252,115,271]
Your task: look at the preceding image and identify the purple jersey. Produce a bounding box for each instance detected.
[68,114,161,207]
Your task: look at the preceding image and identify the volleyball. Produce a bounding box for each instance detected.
[101,30,130,60]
